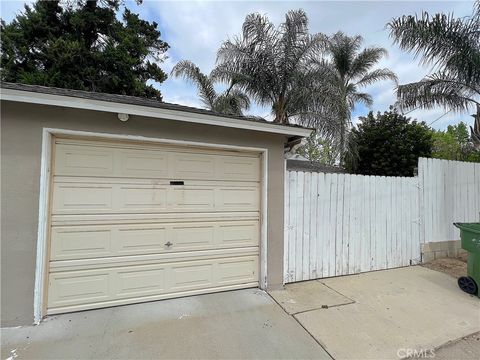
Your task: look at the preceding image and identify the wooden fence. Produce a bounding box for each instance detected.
[284,158,480,283]
[419,158,480,243]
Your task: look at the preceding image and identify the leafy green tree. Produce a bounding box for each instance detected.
[213,10,334,126]
[346,108,433,176]
[447,122,471,146]
[171,60,250,116]
[296,131,339,165]
[313,32,397,161]
[431,122,480,162]
[465,149,480,162]
[1,0,169,99]
[388,1,479,118]
[431,131,460,160]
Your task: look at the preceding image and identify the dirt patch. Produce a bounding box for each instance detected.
[422,257,467,279]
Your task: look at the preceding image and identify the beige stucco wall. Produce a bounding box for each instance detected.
[1,101,287,326]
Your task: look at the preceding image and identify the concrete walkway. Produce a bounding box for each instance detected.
[427,332,480,359]
[270,266,480,360]
[1,289,331,360]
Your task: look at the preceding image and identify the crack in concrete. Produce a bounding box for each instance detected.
[290,300,356,316]
[267,292,335,360]
[316,280,357,304]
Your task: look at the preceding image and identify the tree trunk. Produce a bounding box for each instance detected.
[273,95,288,124]
[472,104,480,149]
[338,119,346,166]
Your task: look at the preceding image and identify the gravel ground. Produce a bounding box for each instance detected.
[422,255,468,279]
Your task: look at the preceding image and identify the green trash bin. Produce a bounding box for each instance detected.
[454,222,480,297]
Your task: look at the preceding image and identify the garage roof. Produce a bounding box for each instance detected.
[0,82,312,137]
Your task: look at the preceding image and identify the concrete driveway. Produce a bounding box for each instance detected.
[270,266,480,360]
[1,289,330,360]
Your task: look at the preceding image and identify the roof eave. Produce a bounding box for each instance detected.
[0,88,312,137]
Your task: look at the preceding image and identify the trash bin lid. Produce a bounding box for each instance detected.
[453,222,480,234]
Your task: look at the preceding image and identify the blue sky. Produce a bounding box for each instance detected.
[1,0,476,130]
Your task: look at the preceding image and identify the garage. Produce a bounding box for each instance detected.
[1,82,312,325]
[47,137,261,314]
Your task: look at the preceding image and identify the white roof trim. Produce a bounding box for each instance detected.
[0,88,312,137]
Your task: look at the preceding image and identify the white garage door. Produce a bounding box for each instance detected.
[46,137,261,314]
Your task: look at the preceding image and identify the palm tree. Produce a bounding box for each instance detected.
[171,60,250,116]
[313,32,397,160]
[388,1,479,117]
[214,11,396,163]
[214,10,331,125]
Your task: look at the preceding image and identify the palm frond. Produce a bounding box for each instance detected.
[396,72,479,112]
[216,34,279,107]
[355,68,398,87]
[349,47,389,79]
[279,9,309,76]
[170,60,216,109]
[214,87,251,115]
[388,7,480,87]
[328,32,363,79]
[350,92,373,108]
[241,12,277,46]
[228,88,251,110]
[389,2,479,117]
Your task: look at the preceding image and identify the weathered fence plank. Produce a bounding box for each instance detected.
[420,158,480,243]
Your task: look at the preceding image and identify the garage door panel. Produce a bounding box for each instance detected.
[47,256,259,312]
[171,187,215,210]
[219,188,259,210]
[55,144,114,177]
[172,153,216,179]
[53,183,114,213]
[48,272,111,308]
[220,157,260,181]
[170,263,213,291]
[115,268,166,297]
[121,186,168,211]
[52,181,259,214]
[116,226,168,254]
[50,220,259,261]
[120,151,169,178]
[49,248,259,272]
[171,225,214,247]
[52,183,169,214]
[50,228,113,260]
[217,257,258,285]
[218,222,259,246]
[55,141,260,182]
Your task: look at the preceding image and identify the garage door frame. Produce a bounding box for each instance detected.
[33,127,269,323]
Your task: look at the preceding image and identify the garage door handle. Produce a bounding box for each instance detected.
[165,241,173,247]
